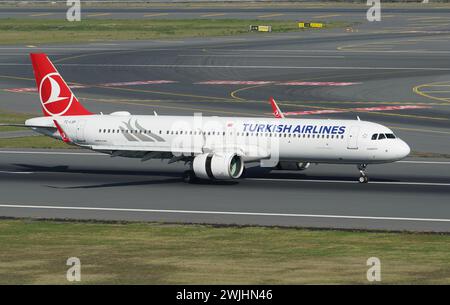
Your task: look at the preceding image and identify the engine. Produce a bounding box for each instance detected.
[193,153,244,180]
[275,161,310,171]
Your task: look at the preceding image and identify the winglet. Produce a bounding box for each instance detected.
[269,97,285,118]
[53,120,71,143]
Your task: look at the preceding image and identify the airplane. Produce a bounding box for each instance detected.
[1,53,411,183]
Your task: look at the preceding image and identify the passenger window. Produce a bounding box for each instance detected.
[372,134,378,140]
[378,134,386,140]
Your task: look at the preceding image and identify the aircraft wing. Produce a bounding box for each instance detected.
[0,123,56,129]
[89,143,270,163]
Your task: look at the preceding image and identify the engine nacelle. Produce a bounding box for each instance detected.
[193,153,244,180]
[275,161,310,171]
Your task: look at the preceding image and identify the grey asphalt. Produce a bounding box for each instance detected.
[0,149,449,232]
[2,4,450,20]
[0,7,449,231]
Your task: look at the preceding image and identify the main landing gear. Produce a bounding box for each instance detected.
[357,164,369,183]
[182,170,197,184]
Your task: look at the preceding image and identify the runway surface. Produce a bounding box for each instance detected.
[0,6,449,231]
[0,149,449,232]
[2,3,450,23]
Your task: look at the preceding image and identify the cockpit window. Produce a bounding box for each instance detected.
[371,134,378,140]
[385,133,396,139]
[378,134,386,140]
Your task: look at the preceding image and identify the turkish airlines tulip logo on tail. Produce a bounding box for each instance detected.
[39,72,74,116]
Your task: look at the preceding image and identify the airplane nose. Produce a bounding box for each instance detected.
[398,140,411,159]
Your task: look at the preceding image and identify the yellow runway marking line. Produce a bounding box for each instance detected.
[200,13,226,17]
[93,83,232,102]
[53,49,142,64]
[408,16,445,21]
[6,89,257,117]
[91,98,261,117]
[414,18,450,22]
[280,102,449,122]
[257,13,284,18]
[143,13,169,17]
[4,81,448,108]
[313,14,340,18]
[86,13,111,17]
[4,84,448,122]
[419,91,450,93]
[229,68,450,122]
[29,13,53,17]
[0,75,35,82]
[414,81,450,104]
[230,70,412,103]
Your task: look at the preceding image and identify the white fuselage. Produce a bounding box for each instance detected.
[27,114,411,165]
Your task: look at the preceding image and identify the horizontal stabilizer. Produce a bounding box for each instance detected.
[0,123,56,129]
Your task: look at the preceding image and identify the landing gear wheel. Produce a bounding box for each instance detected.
[359,176,369,184]
[182,170,197,184]
[357,164,368,184]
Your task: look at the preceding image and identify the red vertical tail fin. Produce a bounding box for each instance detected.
[269,97,285,119]
[30,53,92,117]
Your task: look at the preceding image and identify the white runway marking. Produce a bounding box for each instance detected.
[0,171,33,174]
[398,161,450,165]
[179,54,346,58]
[2,63,450,71]
[0,204,449,223]
[246,178,450,187]
[1,151,449,165]
[222,49,450,55]
[196,80,359,86]
[0,150,103,156]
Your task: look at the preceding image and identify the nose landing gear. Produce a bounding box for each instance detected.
[357,164,369,183]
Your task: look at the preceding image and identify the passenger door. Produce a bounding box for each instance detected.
[347,126,359,149]
[75,120,86,143]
